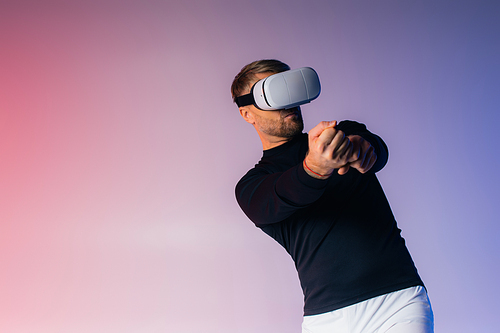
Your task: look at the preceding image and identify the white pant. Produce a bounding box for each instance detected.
[302,286,434,333]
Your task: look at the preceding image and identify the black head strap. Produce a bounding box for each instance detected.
[235,83,257,107]
[235,93,254,107]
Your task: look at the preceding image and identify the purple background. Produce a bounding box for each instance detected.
[1,1,499,332]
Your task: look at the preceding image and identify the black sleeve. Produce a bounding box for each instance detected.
[235,121,389,226]
[235,163,329,226]
[336,120,389,173]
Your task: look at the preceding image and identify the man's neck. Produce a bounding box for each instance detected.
[258,132,294,150]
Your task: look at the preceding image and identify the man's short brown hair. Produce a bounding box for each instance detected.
[231,59,290,104]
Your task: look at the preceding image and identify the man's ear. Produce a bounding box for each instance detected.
[239,107,255,125]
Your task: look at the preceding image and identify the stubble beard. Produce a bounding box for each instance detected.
[257,108,304,139]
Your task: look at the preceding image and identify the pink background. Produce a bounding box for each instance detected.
[1,1,498,332]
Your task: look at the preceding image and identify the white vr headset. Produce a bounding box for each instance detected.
[235,67,321,110]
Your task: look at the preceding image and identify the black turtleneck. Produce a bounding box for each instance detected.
[235,120,423,316]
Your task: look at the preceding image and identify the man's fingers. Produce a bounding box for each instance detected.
[348,144,361,163]
[307,122,379,176]
[365,151,377,171]
[361,147,375,169]
[351,148,377,174]
[338,138,353,159]
[316,126,342,149]
[327,131,347,153]
[337,164,350,175]
[309,121,337,140]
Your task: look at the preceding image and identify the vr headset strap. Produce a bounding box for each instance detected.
[235,93,254,108]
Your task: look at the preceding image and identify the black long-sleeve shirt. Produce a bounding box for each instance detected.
[235,120,423,316]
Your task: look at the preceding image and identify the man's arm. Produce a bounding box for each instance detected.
[236,121,356,225]
[236,163,328,226]
[236,120,388,226]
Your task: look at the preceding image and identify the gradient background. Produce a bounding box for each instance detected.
[1,1,499,332]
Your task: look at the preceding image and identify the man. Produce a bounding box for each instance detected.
[231,59,433,332]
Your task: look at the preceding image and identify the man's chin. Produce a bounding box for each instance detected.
[282,122,304,138]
